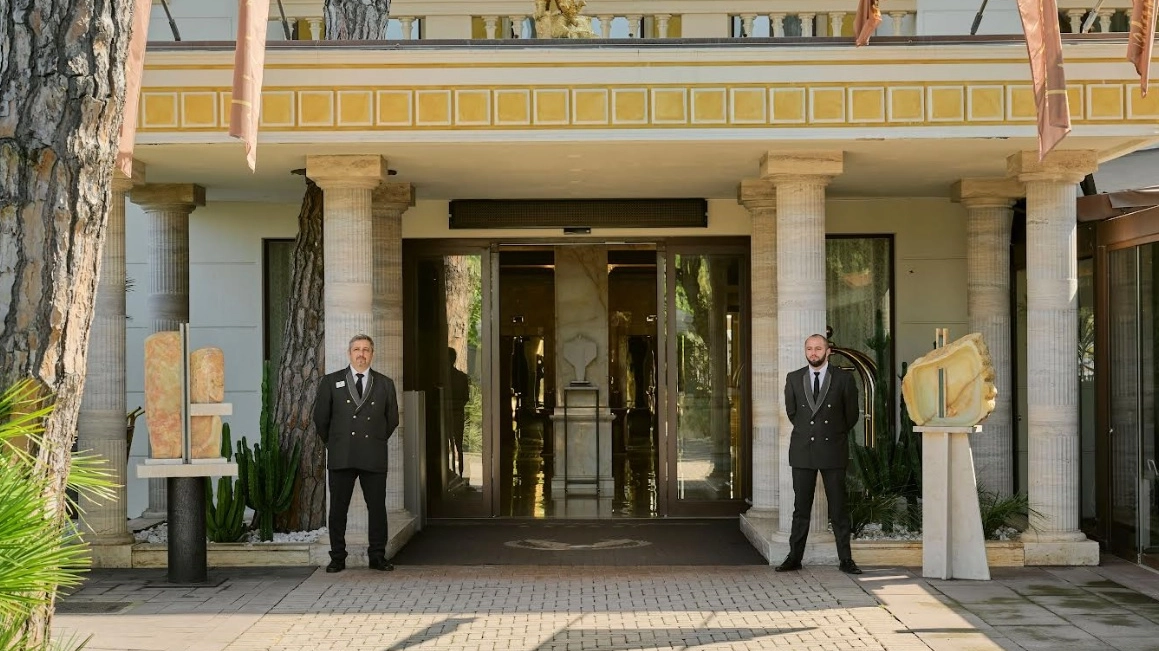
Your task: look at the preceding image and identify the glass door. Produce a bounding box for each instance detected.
[663,243,750,516]
[406,247,492,518]
[1104,241,1159,565]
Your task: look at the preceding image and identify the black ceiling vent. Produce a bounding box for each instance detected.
[449,199,707,230]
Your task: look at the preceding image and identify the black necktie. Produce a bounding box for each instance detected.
[355,373,364,398]
[812,372,820,401]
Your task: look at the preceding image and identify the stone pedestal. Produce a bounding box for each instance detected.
[919,426,990,581]
[1008,150,1100,566]
[550,386,614,493]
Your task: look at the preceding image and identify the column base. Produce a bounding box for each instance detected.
[308,509,418,566]
[86,541,135,568]
[739,510,842,565]
[1022,536,1100,566]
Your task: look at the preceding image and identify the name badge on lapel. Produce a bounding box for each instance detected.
[336,381,346,388]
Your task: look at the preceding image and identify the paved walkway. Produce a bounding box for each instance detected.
[55,557,1159,651]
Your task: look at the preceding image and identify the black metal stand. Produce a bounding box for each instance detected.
[167,476,207,584]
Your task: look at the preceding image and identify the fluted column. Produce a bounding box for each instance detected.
[79,161,145,546]
[952,177,1023,497]
[130,182,206,518]
[739,180,778,516]
[372,182,414,515]
[1008,150,1100,565]
[764,152,843,538]
[306,155,387,549]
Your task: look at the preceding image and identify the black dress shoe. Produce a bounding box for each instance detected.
[369,558,394,572]
[325,559,345,573]
[775,557,802,572]
[839,559,863,575]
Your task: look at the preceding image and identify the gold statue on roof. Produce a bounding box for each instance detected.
[534,0,596,39]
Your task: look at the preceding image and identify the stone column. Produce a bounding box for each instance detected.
[738,180,778,520]
[952,178,1023,497]
[1008,150,1100,565]
[78,161,145,553]
[765,152,843,541]
[306,155,386,556]
[130,182,206,518]
[372,182,414,516]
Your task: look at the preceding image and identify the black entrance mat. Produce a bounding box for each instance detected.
[391,519,766,566]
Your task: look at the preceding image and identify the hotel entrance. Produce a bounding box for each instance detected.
[404,240,750,519]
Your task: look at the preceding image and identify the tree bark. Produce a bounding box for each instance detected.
[444,257,473,370]
[0,0,133,644]
[274,180,328,532]
[323,0,393,39]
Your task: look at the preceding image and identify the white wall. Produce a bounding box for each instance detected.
[917,0,1023,36]
[124,201,300,517]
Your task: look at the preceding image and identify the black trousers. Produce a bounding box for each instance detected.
[327,468,388,562]
[788,466,853,563]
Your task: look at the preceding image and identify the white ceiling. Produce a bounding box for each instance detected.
[135,134,1154,203]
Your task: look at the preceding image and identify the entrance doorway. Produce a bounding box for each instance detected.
[404,240,750,519]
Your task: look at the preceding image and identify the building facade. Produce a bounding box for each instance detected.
[79,0,1159,568]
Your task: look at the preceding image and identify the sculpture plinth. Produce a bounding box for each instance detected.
[902,330,996,581]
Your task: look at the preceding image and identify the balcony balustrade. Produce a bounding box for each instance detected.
[267,0,1138,41]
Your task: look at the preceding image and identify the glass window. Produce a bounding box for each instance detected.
[263,239,294,372]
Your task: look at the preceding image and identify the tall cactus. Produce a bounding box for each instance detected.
[205,423,247,543]
[236,362,301,541]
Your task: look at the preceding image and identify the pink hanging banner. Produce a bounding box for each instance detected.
[1015,0,1071,160]
[228,0,272,171]
[116,0,153,177]
[854,0,882,46]
[1128,0,1158,96]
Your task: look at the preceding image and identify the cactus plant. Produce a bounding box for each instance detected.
[236,362,301,541]
[205,422,247,543]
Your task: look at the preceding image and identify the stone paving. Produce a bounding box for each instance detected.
[54,557,1159,651]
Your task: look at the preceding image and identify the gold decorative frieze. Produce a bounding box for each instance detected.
[136,80,1159,133]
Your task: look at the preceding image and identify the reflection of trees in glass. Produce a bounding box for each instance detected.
[1078,305,1095,381]
[676,256,712,438]
[446,256,484,454]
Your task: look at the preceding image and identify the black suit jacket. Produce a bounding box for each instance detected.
[313,367,399,473]
[784,365,859,470]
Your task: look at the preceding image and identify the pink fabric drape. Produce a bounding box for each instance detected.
[1015,0,1071,160]
[1128,0,1158,97]
[854,0,882,46]
[228,0,272,171]
[116,0,152,177]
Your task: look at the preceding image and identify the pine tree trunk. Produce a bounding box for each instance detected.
[445,257,473,370]
[323,0,393,39]
[0,0,132,644]
[274,180,328,532]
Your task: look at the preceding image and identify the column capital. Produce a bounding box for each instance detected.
[1006,150,1098,184]
[951,178,1024,208]
[372,182,416,211]
[112,160,146,193]
[306,154,388,190]
[760,150,843,181]
[737,178,777,210]
[130,183,206,211]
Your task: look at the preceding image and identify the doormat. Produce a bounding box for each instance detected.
[391,519,766,566]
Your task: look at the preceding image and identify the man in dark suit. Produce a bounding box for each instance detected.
[313,334,400,573]
[777,334,863,575]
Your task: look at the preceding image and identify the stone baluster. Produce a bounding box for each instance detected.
[952,178,1024,497]
[1067,10,1084,33]
[372,183,414,517]
[509,15,524,38]
[656,14,671,38]
[829,13,846,37]
[306,155,388,554]
[484,16,499,39]
[800,13,815,37]
[764,152,843,540]
[399,17,415,39]
[770,13,785,37]
[1097,10,1112,32]
[79,161,145,553]
[597,15,613,38]
[627,15,642,37]
[738,179,779,520]
[1008,150,1101,566]
[130,182,205,519]
[741,14,756,37]
[889,11,907,36]
[308,17,323,40]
